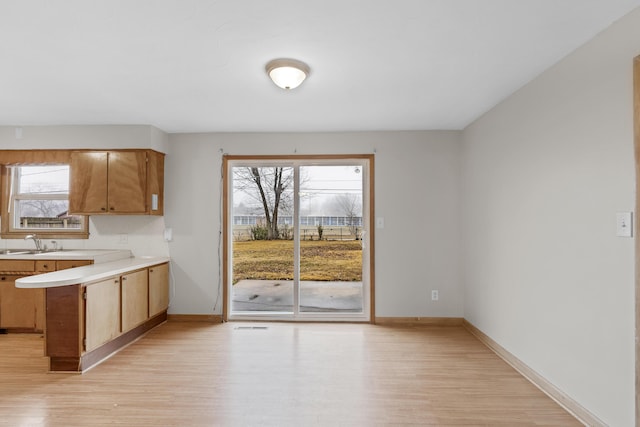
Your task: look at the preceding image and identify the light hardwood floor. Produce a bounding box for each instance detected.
[0,321,580,426]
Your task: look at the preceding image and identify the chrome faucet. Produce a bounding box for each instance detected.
[24,234,42,251]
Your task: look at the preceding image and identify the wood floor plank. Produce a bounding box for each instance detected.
[0,322,581,426]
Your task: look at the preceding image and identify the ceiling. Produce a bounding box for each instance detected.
[1,0,639,134]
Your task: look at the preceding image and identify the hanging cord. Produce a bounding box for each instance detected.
[213,149,225,314]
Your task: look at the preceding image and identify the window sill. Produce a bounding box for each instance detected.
[1,231,89,240]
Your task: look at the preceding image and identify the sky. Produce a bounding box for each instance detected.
[233,165,363,216]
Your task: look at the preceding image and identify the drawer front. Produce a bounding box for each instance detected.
[56,260,93,270]
[35,261,56,272]
[0,274,23,283]
[0,260,35,273]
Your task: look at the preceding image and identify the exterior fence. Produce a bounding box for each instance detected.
[20,217,82,229]
[233,215,363,227]
[233,225,361,241]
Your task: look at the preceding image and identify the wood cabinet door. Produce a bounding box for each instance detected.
[149,263,169,317]
[85,278,121,352]
[107,151,147,213]
[121,269,149,332]
[146,150,165,215]
[70,151,109,214]
[34,288,45,331]
[0,275,40,330]
[56,260,93,270]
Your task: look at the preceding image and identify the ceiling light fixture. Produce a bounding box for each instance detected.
[265,58,310,90]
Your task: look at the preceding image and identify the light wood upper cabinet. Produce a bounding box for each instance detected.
[69,150,164,215]
[69,152,109,214]
[146,150,164,216]
[107,151,147,213]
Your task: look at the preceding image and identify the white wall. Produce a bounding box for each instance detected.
[461,8,640,426]
[164,131,463,317]
[0,124,169,152]
[0,125,170,257]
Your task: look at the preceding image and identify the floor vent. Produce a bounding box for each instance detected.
[234,326,268,330]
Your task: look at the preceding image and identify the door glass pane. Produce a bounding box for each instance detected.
[299,165,363,313]
[230,166,295,313]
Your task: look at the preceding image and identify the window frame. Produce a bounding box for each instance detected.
[223,154,375,323]
[1,164,89,239]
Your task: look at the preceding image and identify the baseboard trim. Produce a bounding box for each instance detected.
[168,314,223,323]
[462,319,604,427]
[375,317,464,326]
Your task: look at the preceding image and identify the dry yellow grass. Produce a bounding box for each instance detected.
[233,240,362,282]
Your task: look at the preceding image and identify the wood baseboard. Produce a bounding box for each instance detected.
[462,319,605,427]
[375,317,464,326]
[168,314,223,323]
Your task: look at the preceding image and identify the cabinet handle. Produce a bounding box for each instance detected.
[122,277,127,281]
[150,269,154,273]
[110,207,115,211]
[114,279,119,284]
[0,277,5,281]
[101,207,106,211]
[43,264,49,269]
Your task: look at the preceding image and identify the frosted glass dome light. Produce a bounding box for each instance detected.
[266,58,310,90]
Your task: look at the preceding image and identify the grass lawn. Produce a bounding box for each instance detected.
[233,240,362,282]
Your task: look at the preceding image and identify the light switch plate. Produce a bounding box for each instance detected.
[376,217,385,229]
[616,212,633,237]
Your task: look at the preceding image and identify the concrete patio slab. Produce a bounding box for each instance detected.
[232,279,363,312]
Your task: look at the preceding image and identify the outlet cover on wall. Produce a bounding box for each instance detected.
[117,234,128,244]
[431,290,439,301]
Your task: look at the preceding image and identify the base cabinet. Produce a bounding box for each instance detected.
[0,260,91,333]
[149,263,169,317]
[46,262,169,372]
[0,276,44,331]
[85,278,121,352]
[121,269,149,332]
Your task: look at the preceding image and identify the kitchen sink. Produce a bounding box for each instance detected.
[0,249,30,255]
[0,249,69,255]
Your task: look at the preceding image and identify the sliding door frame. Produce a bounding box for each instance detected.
[222,154,375,323]
[633,55,639,426]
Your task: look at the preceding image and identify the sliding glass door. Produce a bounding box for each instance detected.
[226,157,372,322]
[298,165,363,314]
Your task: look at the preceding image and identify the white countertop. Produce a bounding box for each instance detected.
[16,256,170,288]
[0,249,132,263]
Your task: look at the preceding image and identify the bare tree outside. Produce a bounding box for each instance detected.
[233,167,294,239]
[335,193,362,239]
[18,199,68,217]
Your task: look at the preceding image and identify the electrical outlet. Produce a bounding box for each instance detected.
[117,234,128,244]
[431,290,439,301]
